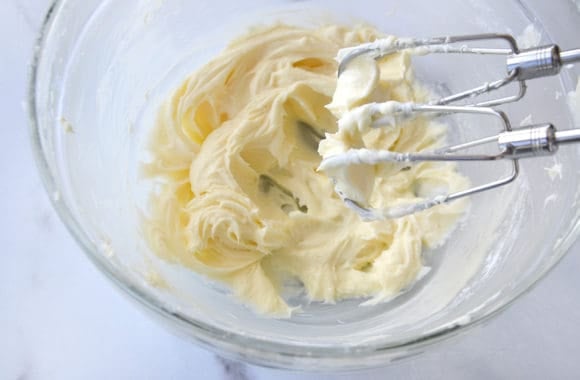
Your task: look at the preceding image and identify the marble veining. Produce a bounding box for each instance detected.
[216,356,251,380]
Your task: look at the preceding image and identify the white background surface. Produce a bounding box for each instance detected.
[1,1,580,379]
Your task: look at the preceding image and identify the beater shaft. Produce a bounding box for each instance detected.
[507,45,580,80]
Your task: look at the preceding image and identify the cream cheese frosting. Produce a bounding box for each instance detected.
[144,24,468,317]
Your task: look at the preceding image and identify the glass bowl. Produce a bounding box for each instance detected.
[28,0,580,371]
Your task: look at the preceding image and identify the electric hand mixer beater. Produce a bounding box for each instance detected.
[320,34,580,220]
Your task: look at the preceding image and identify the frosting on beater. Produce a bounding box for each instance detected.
[319,42,469,214]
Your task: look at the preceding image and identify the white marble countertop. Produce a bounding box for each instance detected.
[2,1,580,379]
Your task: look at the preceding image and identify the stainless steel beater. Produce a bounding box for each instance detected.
[320,104,580,220]
[337,33,580,107]
[322,34,580,221]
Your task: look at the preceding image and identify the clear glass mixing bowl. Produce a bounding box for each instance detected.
[29,0,580,371]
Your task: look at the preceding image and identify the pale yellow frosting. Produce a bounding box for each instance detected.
[144,24,468,317]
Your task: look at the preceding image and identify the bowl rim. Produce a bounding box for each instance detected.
[27,0,580,370]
